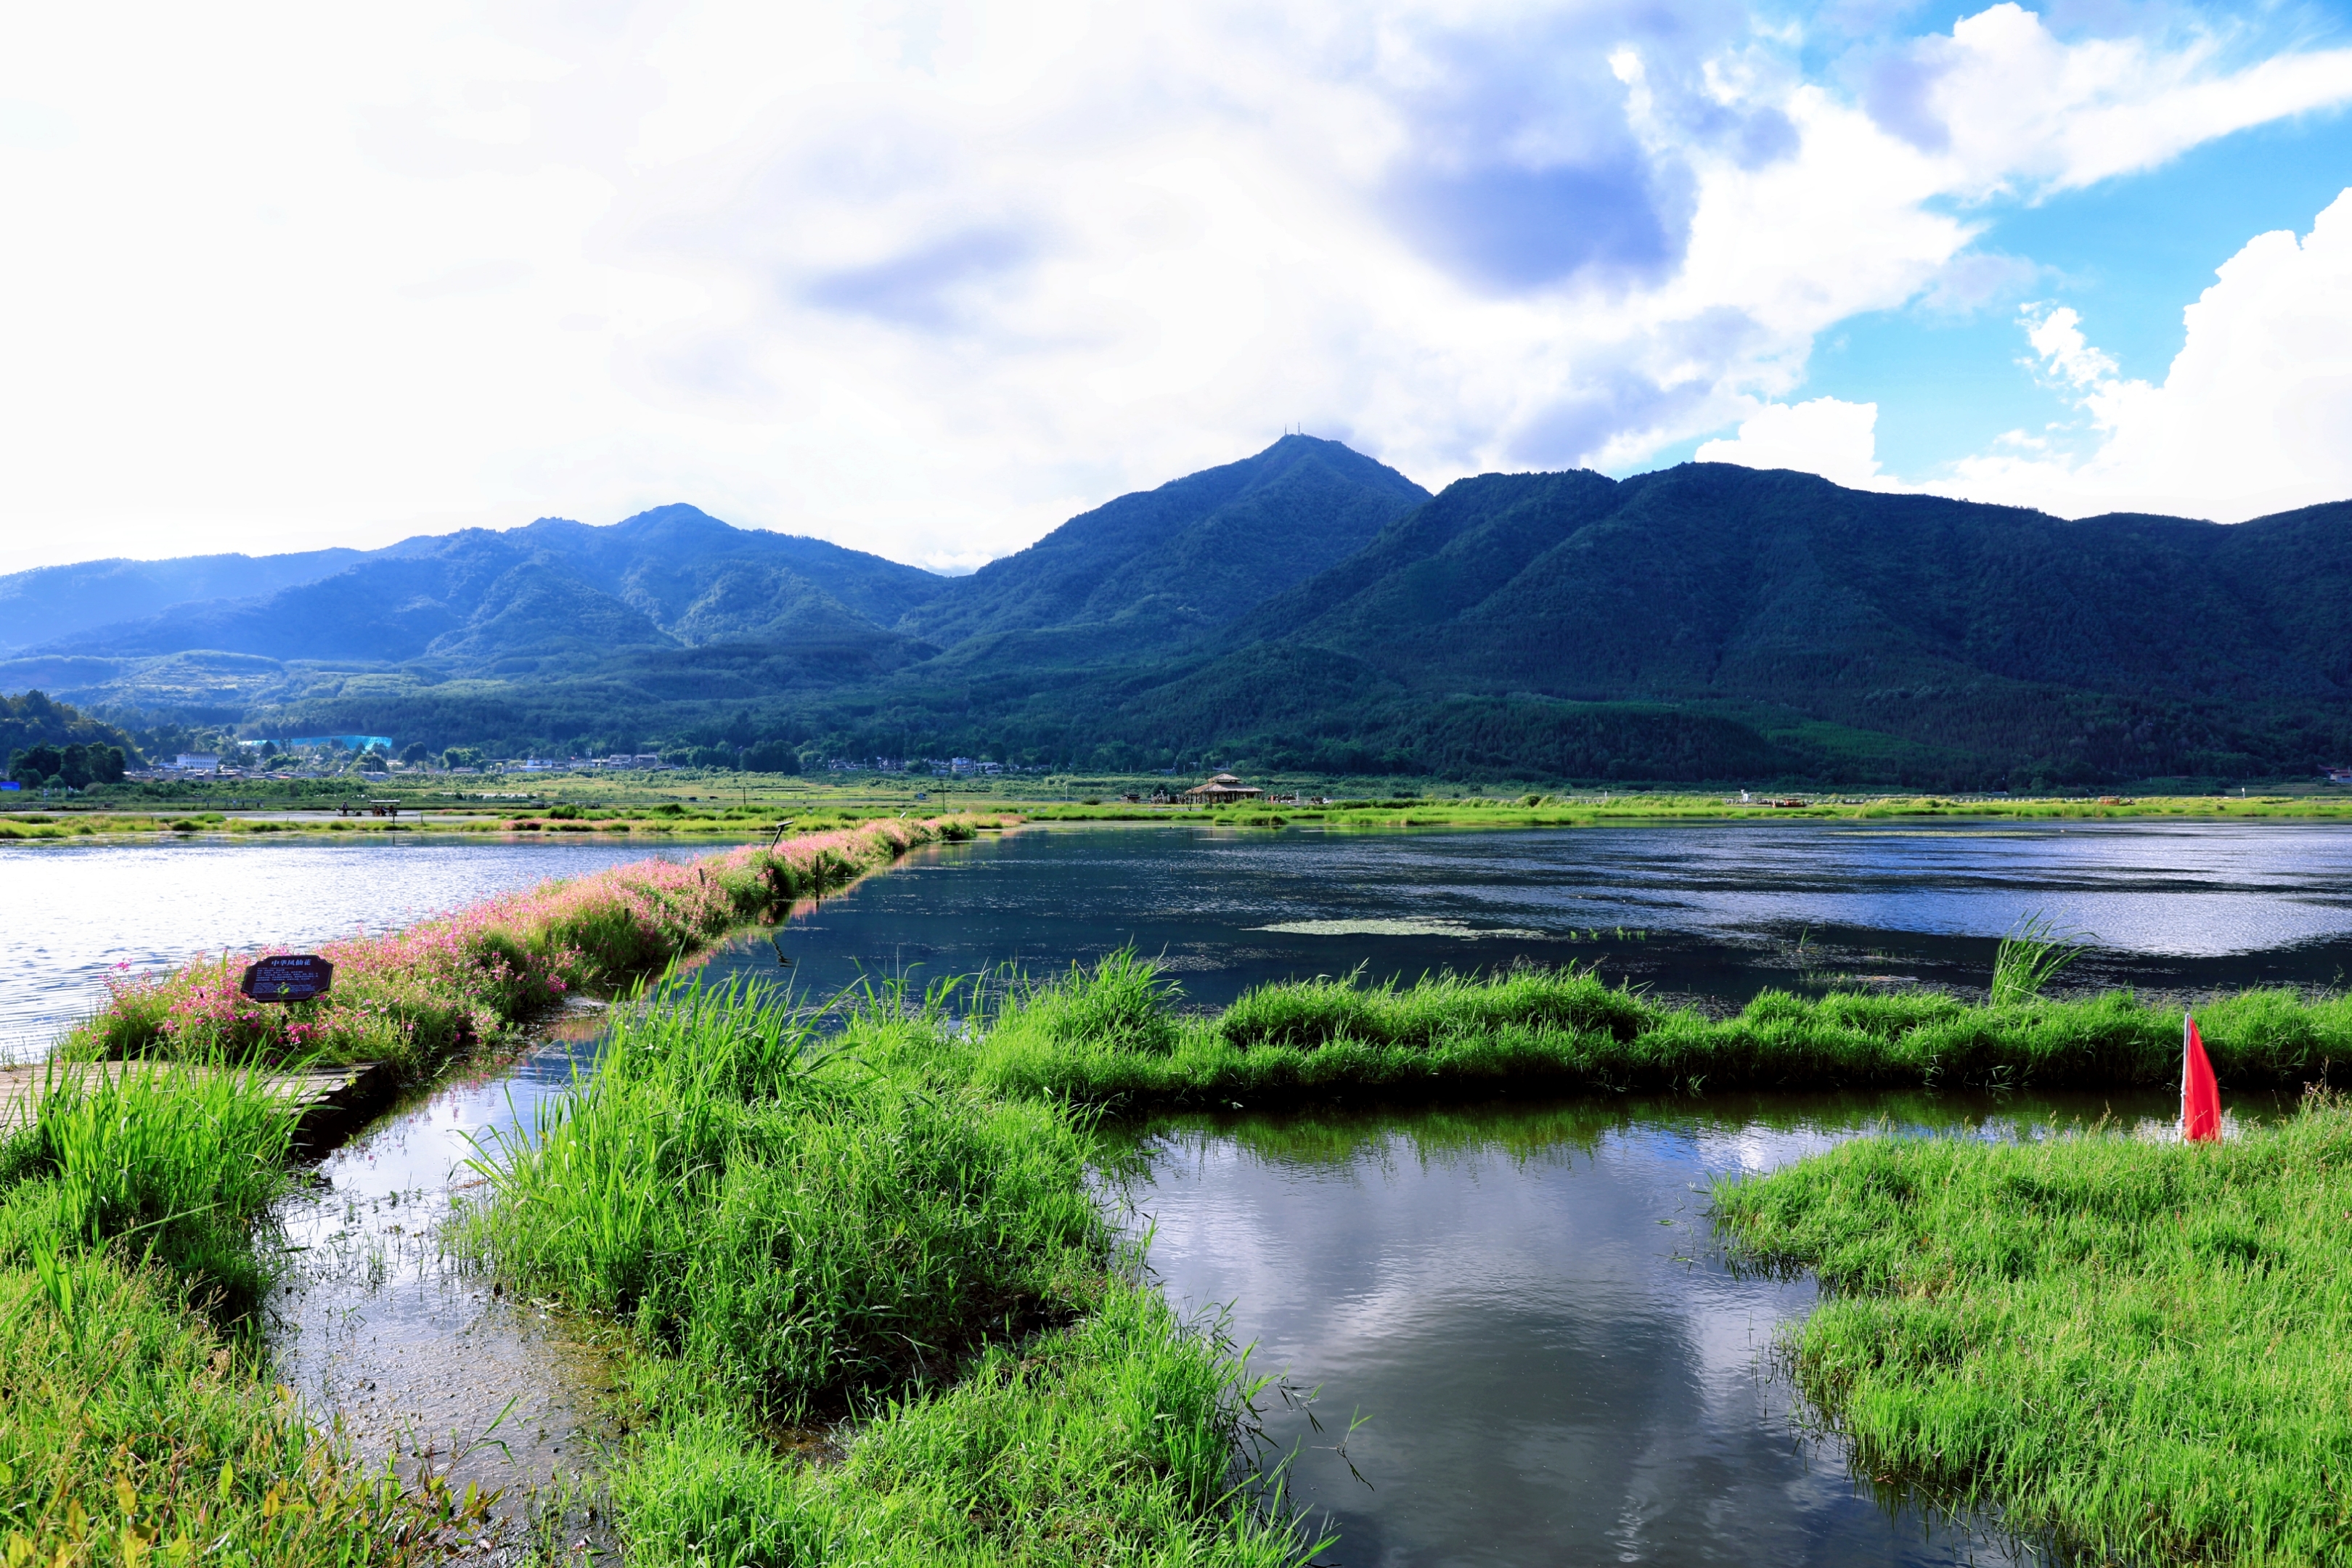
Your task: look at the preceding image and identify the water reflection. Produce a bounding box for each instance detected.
[1116,1089,2281,1567]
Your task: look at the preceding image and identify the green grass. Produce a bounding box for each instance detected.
[610,1285,1318,1568]
[971,954,2352,1107]
[462,975,1314,1566]
[0,1061,476,1566]
[1713,1093,2352,1566]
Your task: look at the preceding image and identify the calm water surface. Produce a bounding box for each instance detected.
[693,817,2352,1009]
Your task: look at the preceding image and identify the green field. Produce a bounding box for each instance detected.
[9,773,2352,843]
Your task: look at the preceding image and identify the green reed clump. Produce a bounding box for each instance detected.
[466,975,1313,1565]
[1,1055,301,1299]
[971,952,2352,1108]
[0,1252,434,1567]
[1989,912,2085,1006]
[1217,963,1652,1050]
[0,1062,461,1566]
[1714,1093,2352,1567]
[611,1282,1318,1568]
[465,974,1104,1420]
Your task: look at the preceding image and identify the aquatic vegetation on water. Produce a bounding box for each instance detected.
[66,815,989,1079]
[1247,917,1543,939]
[1715,1092,2352,1567]
[972,952,2352,1106]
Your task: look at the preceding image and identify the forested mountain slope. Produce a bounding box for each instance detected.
[899,436,1429,666]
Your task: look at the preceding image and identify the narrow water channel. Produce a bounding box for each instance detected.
[269,1013,618,1545]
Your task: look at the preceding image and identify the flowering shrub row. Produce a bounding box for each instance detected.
[70,815,985,1076]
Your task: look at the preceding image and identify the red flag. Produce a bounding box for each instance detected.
[2181,1015,2221,1143]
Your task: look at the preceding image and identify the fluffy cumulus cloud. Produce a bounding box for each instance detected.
[2,1,2351,573]
[1695,397,1885,489]
[1936,192,2352,520]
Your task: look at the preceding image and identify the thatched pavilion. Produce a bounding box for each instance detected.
[1182,771,1264,802]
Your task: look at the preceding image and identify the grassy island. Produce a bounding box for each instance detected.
[965,952,2352,1108]
[1715,1095,2352,1566]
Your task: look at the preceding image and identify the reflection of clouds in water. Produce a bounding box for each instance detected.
[1693,1124,1848,1175]
[1244,820,2352,956]
[1130,1106,2051,1564]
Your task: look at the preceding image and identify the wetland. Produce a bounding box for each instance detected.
[9,815,2352,1564]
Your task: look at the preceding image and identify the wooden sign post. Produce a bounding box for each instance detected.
[240,954,335,1003]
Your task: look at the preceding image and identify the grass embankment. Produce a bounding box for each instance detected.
[1715,1096,2352,1565]
[968,953,2352,1107]
[0,1062,483,1565]
[464,979,1315,1567]
[68,816,992,1082]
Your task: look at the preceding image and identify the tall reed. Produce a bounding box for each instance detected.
[464,974,1315,1564]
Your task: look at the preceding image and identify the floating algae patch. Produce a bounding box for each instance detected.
[1249,917,1545,939]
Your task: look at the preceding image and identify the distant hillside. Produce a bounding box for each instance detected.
[0,547,367,654]
[26,505,951,676]
[0,690,142,767]
[9,444,2352,788]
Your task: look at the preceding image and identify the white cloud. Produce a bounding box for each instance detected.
[1937,189,2352,520]
[0,2,2349,576]
[1694,397,1885,489]
[2020,305,2118,390]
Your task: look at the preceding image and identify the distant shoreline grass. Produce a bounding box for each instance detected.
[1715,1093,2352,1566]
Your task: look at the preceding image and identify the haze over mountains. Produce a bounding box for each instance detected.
[6,436,2349,788]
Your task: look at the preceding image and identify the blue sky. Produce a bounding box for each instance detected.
[2,0,2351,573]
[1652,77,2352,485]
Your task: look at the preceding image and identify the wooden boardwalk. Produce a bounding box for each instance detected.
[0,1060,395,1152]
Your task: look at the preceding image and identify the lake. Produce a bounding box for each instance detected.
[16,816,2340,1561]
[690,817,2352,1012]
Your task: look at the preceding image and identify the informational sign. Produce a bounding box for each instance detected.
[240,954,334,1003]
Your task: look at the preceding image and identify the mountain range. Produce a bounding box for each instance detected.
[5,435,2348,788]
